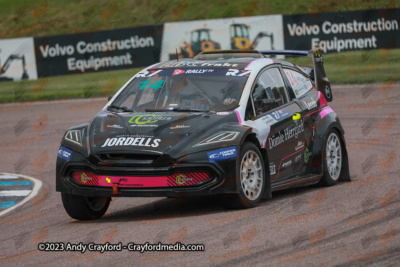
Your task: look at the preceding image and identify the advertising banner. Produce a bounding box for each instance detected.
[161,15,284,61]
[283,8,400,53]
[0,37,38,82]
[34,24,163,77]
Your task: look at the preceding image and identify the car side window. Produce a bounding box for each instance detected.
[284,69,313,98]
[251,68,289,116]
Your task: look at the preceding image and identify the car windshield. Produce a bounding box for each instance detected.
[110,69,249,112]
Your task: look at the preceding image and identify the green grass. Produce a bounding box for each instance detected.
[0,68,141,103]
[0,0,398,38]
[287,49,400,84]
[1,49,399,104]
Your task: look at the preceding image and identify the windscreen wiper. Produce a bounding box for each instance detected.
[108,105,134,112]
[145,107,208,112]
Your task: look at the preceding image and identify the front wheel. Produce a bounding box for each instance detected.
[61,193,111,220]
[319,129,343,186]
[223,142,265,209]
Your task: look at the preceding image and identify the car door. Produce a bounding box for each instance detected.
[245,66,306,183]
[283,68,318,174]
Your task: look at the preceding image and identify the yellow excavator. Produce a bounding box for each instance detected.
[230,23,274,50]
[169,28,221,59]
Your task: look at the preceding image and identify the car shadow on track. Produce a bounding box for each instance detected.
[72,182,346,224]
[82,195,227,224]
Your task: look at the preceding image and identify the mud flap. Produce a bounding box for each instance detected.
[338,135,351,182]
[263,179,272,199]
[263,164,272,200]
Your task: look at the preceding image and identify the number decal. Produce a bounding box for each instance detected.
[139,80,149,90]
[138,80,165,90]
[148,80,165,91]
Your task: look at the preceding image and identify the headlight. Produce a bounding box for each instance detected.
[193,131,239,147]
[64,130,82,146]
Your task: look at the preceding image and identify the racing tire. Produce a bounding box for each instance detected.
[319,129,343,186]
[222,142,265,209]
[61,193,111,220]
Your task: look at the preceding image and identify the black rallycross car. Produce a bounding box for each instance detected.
[57,49,350,220]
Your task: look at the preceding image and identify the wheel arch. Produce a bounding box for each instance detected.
[311,114,350,182]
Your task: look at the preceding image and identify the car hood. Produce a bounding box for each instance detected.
[88,111,241,155]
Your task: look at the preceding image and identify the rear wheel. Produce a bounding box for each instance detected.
[319,129,342,186]
[223,142,265,209]
[61,193,110,220]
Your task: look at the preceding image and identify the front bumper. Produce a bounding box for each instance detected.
[56,149,238,197]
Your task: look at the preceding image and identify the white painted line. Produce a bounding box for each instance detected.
[0,174,19,179]
[0,173,42,217]
[0,190,32,196]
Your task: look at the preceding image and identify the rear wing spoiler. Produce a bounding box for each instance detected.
[259,48,333,102]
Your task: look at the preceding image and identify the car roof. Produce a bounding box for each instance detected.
[149,51,305,73]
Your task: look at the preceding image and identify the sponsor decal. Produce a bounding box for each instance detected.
[117,178,143,187]
[262,115,278,125]
[173,68,215,75]
[269,162,276,175]
[314,50,324,62]
[101,137,161,148]
[225,69,251,76]
[172,69,185,75]
[170,125,190,129]
[270,108,290,121]
[207,146,237,163]
[106,177,111,183]
[175,174,193,185]
[130,124,158,128]
[304,148,312,163]
[282,160,292,168]
[128,114,171,125]
[107,124,123,129]
[136,70,163,77]
[57,146,72,161]
[185,69,214,74]
[158,61,239,68]
[295,141,305,151]
[295,154,302,162]
[306,80,313,90]
[135,68,247,77]
[217,112,230,115]
[284,70,312,97]
[268,132,285,149]
[304,99,318,110]
[80,172,92,184]
[268,121,304,149]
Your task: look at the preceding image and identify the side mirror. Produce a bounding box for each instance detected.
[108,95,113,101]
[292,113,301,121]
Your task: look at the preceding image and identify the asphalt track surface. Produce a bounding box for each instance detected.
[0,84,399,266]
